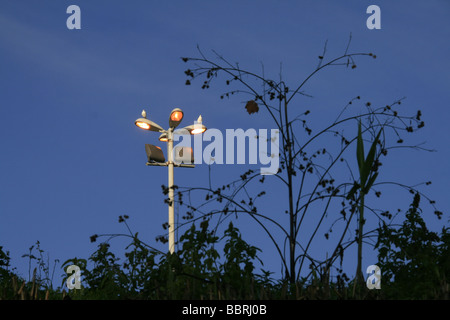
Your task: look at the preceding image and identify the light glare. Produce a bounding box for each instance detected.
[136,121,150,130]
[191,127,206,134]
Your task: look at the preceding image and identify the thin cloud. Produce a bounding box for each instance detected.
[0,12,156,95]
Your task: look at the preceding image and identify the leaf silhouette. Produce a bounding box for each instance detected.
[356,121,365,180]
[245,100,259,114]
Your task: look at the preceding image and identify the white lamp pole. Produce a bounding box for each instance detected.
[134,109,206,254]
[167,127,175,254]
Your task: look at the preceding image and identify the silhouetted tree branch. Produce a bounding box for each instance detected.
[176,38,442,291]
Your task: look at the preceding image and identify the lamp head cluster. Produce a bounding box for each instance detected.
[135,108,206,137]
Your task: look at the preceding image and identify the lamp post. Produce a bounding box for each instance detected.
[135,108,206,254]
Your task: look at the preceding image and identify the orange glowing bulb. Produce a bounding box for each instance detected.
[170,111,183,122]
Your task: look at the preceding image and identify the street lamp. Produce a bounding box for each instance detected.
[134,108,206,254]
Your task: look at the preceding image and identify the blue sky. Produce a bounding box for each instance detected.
[1,0,449,286]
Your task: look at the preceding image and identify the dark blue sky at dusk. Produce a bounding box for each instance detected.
[1,1,449,286]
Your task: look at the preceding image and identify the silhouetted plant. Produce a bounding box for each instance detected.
[58,215,277,299]
[21,240,59,290]
[176,37,443,290]
[375,192,449,299]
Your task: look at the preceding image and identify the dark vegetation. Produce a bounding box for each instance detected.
[0,199,448,299]
[1,39,448,299]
